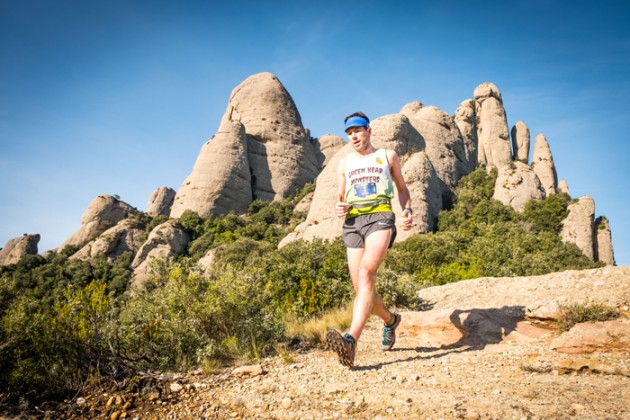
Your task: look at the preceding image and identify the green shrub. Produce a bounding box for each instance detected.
[522,193,570,234]
[557,302,620,331]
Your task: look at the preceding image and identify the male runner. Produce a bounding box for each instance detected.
[326,112,413,367]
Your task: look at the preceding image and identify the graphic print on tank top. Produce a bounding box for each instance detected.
[344,149,394,204]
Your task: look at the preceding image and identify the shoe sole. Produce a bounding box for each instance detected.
[326,330,354,367]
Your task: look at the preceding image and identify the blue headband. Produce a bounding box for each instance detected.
[344,116,370,131]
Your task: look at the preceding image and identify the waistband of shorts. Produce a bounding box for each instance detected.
[346,203,393,219]
[349,199,391,209]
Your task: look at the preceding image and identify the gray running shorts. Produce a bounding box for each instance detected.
[342,212,397,249]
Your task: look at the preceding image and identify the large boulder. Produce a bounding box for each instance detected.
[492,161,545,212]
[279,114,442,247]
[560,196,595,260]
[59,195,137,251]
[531,133,558,196]
[0,234,40,266]
[170,120,251,218]
[453,99,479,174]
[400,102,471,194]
[70,219,146,261]
[594,216,615,265]
[511,120,530,162]
[312,134,345,169]
[131,220,191,288]
[147,187,176,217]
[474,82,512,170]
[220,72,320,201]
[404,266,630,349]
[550,319,630,354]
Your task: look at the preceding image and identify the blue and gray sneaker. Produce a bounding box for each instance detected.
[381,313,401,351]
[326,330,356,367]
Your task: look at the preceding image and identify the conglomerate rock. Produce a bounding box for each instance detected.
[474,82,512,170]
[560,196,595,261]
[0,234,40,266]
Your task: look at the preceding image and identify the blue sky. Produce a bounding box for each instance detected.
[1,0,629,265]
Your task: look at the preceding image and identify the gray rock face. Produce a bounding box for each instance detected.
[312,134,345,168]
[131,220,191,288]
[71,219,146,261]
[559,179,570,196]
[171,120,252,218]
[511,120,530,162]
[221,72,319,201]
[493,161,546,212]
[293,191,314,214]
[531,133,558,196]
[453,99,479,174]
[279,114,443,247]
[400,102,471,192]
[397,151,443,238]
[0,234,40,266]
[560,196,595,260]
[474,82,512,170]
[595,216,615,265]
[147,187,176,217]
[60,195,137,251]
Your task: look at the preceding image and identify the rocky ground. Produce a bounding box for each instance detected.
[4,267,630,419]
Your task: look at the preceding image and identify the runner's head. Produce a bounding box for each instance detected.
[344,112,370,134]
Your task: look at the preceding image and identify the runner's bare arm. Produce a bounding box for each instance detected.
[335,157,350,217]
[387,150,413,230]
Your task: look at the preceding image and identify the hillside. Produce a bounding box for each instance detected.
[30,266,630,419]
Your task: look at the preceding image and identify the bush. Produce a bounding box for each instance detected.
[557,302,620,331]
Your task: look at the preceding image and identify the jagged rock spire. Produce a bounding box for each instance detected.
[453,99,478,174]
[531,133,558,196]
[511,120,530,162]
[595,217,615,265]
[561,196,595,261]
[474,82,512,170]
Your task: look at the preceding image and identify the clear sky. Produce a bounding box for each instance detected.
[1,0,629,266]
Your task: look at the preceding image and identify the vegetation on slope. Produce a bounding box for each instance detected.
[0,169,600,405]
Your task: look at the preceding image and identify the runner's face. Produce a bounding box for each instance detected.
[346,126,372,153]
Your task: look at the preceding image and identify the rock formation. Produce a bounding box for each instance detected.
[474,82,512,170]
[59,195,137,251]
[6,76,616,276]
[170,120,252,218]
[511,120,530,162]
[170,72,320,219]
[0,234,40,266]
[131,220,191,288]
[560,196,595,260]
[531,134,558,196]
[558,179,570,196]
[70,219,146,261]
[147,187,176,217]
[492,161,546,212]
[220,72,320,201]
[400,102,471,194]
[453,99,479,174]
[595,216,615,265]
[312,134,345,168]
